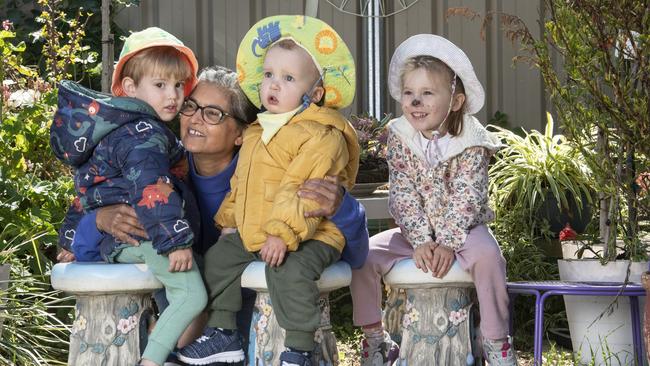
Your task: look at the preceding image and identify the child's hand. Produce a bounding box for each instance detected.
[260,235,287,267]
[57,249,75,263]
[430,244,455,278]
[413,242,436,273]
[221,227,237,235]
[168,248,193,272]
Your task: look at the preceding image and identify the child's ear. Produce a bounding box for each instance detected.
[310,86,325,104]
[451,93,466,112]
[121,77,138,97]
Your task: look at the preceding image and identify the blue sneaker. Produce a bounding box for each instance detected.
[279,350,312,366]
[177,327,245,365]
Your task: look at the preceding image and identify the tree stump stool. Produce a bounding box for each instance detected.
[51,262,162,366]
[383,259,479,366]
[241,261,351,366]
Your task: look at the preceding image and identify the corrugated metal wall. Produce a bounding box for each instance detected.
[115,0,547,131]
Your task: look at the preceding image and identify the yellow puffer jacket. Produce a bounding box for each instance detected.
[215,104,360,253]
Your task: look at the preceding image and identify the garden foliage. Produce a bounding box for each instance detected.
[0,1,118,363]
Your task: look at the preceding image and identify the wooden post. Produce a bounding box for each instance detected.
[101,0,114,93]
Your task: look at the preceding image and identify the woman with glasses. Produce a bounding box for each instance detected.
[59,66,370,363]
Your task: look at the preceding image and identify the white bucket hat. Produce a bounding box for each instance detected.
[388,34,485,115]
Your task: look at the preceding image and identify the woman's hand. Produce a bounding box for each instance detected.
[299,175,344,218]
[430,244,455,278]
[260,235,287,267]
[56,249,75,263]
[168,248,193,272]
[413,242,436,273]
[96,204,147,246]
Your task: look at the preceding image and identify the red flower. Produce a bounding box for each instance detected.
[559,223,577,241]
[2,20,12,31]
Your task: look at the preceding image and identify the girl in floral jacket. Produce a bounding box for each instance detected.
[350,34,517,366]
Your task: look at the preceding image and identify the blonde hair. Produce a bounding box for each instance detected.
[121,46,192,85]
[400,55,466,136]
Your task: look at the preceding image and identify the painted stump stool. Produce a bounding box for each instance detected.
[241,260,351,366]
[383,259,479,366]
[51,262,162,366]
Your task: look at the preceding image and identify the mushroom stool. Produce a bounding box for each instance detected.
[241,260,351,366]
[51,263,162,366]
[383,259,479,366]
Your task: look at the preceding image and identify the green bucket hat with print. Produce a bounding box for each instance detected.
[236,15,356,110]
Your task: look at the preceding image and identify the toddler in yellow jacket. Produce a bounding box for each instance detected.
[177,15,359,366]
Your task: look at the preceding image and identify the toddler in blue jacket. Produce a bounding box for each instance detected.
[50,27,207,366]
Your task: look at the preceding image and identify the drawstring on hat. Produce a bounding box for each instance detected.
[435,73,457,135]
[423,73,457,167]
[300,69,327,111]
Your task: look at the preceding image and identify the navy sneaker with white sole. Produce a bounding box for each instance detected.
[177,327,244,365]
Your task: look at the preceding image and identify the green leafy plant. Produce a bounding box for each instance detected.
[0,3,98,364]
[453,0,650,261]
[489,113,594,237]
[0,268,72,365]
[1,25,74,270]
[0,0,140,88]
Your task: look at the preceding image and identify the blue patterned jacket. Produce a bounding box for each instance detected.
[50,80,195,261]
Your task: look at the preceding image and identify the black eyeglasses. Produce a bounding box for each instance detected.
[180,98,241,125]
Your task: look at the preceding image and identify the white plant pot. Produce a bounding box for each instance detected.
[558,259,648,365]
[0,263,10,340]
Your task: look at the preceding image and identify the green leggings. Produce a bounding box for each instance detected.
[116,242,207,365]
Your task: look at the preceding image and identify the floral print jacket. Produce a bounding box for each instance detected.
[387,115,501,250]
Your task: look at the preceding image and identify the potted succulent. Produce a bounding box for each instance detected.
[350,113,391,196]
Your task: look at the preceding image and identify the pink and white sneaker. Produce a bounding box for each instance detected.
[483,336,518,366]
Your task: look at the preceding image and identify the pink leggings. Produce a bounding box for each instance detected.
[350,224,510,340]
